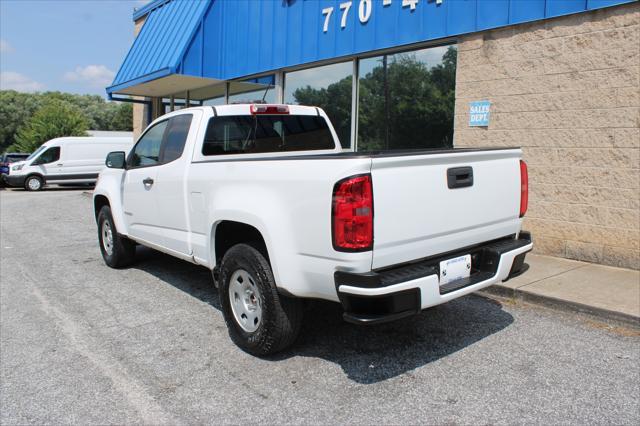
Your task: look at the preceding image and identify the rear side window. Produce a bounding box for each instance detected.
[161,114,193,163]
[202,115,334,156]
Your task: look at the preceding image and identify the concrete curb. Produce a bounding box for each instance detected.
[479,284,640,329]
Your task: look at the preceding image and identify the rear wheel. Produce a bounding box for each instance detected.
[219,244,303,356]
[24,175,43,191]
[97,206,136,268]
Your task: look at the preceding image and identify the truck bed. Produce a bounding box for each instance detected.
[190,147,517,163]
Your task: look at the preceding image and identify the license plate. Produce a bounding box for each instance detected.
[439,254,471,285]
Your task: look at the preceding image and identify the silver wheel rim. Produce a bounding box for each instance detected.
[101,220,114,256]
[27,178,41,190]
[229,269,262,333]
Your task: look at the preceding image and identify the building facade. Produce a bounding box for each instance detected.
[110,0,639,269]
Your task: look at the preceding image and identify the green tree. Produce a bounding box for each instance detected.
[40,91,133,131]
[0,90,133,153]
[293,76,353,148]
[108,102,133,130]
[9,100,89,152]
[0,91,44,152]
[358,47,458,151]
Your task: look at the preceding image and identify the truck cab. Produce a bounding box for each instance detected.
[94,104,532,355]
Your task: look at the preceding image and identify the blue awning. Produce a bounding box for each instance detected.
[107,0,219,99]
[109,0,634,99]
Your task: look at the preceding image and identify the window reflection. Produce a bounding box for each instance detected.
[203,96,225,106]
[357,45,457,151]
[284,61,353,149]
[228,75,276,104]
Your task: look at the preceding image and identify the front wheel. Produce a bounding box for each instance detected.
[24,175,43,191]
[219,244,303,356]
[97,206,136,268]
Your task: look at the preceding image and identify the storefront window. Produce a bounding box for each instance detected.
[190,82,227,106]
[203,96,225,106]
[228,75,276,104]
[163,100,186,114]
[284,61,353,149]
[357,45,457,151]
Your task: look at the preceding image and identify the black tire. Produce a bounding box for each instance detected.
[24,175,43,191]
[219,244,303,356]
[97,206,136,268]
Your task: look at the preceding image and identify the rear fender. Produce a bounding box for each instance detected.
[208,211,281,285]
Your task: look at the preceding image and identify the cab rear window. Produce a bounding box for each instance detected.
[202,115,335,156]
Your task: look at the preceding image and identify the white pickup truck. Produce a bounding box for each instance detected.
[94,104,532,355]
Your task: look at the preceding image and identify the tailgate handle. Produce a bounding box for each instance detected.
[447,167,473,189]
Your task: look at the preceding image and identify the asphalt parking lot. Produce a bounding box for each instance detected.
[1,188,639,425]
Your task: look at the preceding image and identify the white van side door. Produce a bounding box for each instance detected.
[54,142,105,181]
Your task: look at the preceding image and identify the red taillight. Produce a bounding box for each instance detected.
[250,104,289,115]
[332,174,373,251]
[520,160,528,218]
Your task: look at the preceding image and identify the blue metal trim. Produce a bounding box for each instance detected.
[587,0,633,10]
[106,67,174,95]
[111,0,637,95]
[109,95,153,105]
[178,5,212,78]
[132,0,170,21]
[109,0,211,94]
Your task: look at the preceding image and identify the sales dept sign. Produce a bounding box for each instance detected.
[469,101,491,127]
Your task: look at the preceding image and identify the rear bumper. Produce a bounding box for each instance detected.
[335,232,533,325]
[2,174,26,187]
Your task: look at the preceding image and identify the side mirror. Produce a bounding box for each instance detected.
[106,151,126,169]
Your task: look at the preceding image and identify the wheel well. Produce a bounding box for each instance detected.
[94,195,110,220]
[214,221,269,264]
[25,173,44,182]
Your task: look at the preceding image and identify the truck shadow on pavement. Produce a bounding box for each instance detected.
[134,247,514,385]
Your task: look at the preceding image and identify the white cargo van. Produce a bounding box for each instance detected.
[4,136,133,191]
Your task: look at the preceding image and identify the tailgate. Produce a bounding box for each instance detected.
[371,149,523,269]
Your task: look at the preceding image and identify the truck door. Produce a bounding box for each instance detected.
[153,113,196,255]
[122,120,168,246]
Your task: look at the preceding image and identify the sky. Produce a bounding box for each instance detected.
[0,0,149,97]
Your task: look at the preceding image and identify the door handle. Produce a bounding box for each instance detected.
[56,163,63,166]
[143,177,154,187]
[447,167,473,189]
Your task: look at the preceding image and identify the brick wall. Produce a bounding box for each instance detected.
[132,16,148,140]
[454,2,639,269]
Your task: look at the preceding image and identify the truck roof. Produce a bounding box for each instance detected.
[167,104,322,117]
